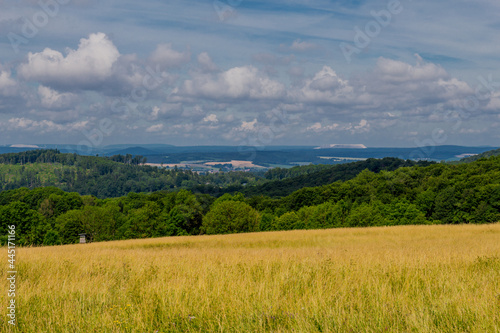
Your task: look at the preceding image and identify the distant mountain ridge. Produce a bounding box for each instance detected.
[109,146,162,156]
[0,144,497,166]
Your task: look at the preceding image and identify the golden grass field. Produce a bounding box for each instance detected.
[2,223,500,332]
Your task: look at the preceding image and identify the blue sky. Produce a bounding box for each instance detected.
[0,0,499,147]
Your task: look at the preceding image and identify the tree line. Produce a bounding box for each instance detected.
[1,155,499,246]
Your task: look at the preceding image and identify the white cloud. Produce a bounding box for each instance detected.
[6,118,88,133]
[179,66,286,100]
[203,113,218,123]
[0,69,17,96]
[18,33,120,89]
[306,122,339,132]
[485,91,500,111]
[295,66,354,104]
[149,43,191,68]
[364,55,474,110]
[197,52,218,72]
[38,85,77,109]
[146,123,164,132]
[240,119,257,131]
[374,55,448,83]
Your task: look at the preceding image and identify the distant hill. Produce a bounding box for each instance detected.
[219,157,435,197]
[460,147,500,163]
[0,149,260,198]
[108,146,161,156]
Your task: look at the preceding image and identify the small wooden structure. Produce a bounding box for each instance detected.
[79,233,87,244]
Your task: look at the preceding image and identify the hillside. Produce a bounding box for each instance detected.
[1,154,500,246]
[233,158,434,197]
[0,149,262,198]
[460,147,500,162]
[0,150,431,199]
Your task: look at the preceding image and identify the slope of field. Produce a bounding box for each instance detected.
[3,224,499,332]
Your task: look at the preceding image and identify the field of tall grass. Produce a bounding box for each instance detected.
[2,223,500,332]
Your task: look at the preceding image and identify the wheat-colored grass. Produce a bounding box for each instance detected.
[1,224,500,332]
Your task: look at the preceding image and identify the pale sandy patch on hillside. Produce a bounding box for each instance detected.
[204,160,265,168]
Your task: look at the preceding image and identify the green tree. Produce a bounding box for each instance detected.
[272,211,299,231]
[43,230,61,246]
[0,201,47,245]
[202,201,260,235]
[346,202,385,227]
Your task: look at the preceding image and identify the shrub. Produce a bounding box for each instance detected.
[202,201,260,235]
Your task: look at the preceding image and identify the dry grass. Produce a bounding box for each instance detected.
[2,223,500,332]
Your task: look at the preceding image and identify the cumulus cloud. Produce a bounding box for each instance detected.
[203,113,218,123]
[221,118,260,141]
[305,119,370,134]
[197,52,218,72]
[0,69,18,96]
[38,85,77,109]
[240,119,257,131]
[149,43,191,68]
[179,66,286,100]
[485,91,500,111]
[18,33,120,90]
[363,55,474,111]
[306,122,339,132]
[6,117,88,133]
[146,123,164,133]
[374,55,448,83]
[295,66,354,104]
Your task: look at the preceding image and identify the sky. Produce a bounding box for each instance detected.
[0,0,499,148]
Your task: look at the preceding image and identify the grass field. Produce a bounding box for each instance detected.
[2,224,500,332]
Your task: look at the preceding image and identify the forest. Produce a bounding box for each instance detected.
[0,149,499,246]
[0,149,432,198]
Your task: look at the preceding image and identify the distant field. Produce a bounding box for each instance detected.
[2,224,500,332]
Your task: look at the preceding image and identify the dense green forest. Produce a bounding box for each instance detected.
[0,150,434,199]
[0,149,433,199]
[0,149,263,197]
[1,151,499,246]
[238,158,434,197]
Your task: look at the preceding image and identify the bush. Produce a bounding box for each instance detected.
[43,230,61,246]
[202,201,260,235]
[272,212,300,231]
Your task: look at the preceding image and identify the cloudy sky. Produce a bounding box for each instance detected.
[1,0,499,147]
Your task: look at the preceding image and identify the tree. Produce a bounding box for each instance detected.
[272,211,299,231]
[0,201,48,245]
[202,200,260,235]
[346,202,385,227]
[55,210,85,244]
[43,230,61,246]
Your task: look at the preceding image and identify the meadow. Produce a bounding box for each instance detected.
[2,223,499,332]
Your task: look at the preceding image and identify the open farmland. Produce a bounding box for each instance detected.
[2,223,500,332]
